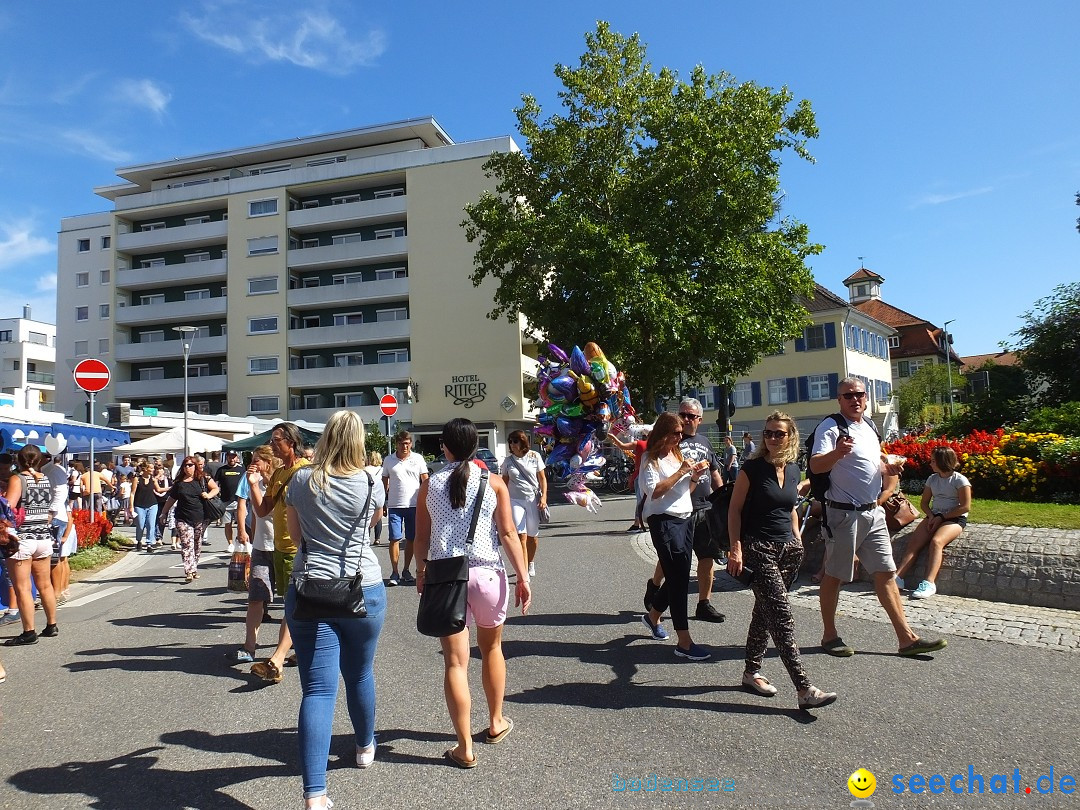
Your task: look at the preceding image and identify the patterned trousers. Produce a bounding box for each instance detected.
[176,519,205,575]
[743,540,810,692]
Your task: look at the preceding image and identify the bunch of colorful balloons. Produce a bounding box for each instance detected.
[534,341,636,506]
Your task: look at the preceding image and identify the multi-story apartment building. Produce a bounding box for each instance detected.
[0,307,56,413]
[844,267,961,404]
[57,118,537,455]
[677,283,898,440]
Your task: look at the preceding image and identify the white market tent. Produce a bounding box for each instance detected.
[111,426,225,454]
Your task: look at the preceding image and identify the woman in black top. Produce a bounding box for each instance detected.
[130,463,161,551]
[727,411,837,711]
[160,456,219,583]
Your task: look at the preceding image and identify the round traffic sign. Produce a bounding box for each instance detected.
[73,358,111,393]
[379,394,398,417]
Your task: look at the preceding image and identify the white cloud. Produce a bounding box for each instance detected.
[181,3,386,75]
[115,79,171,117]
[36,272,57,292]
[0,219,53,270]
[61,129,132,163]
[911,186,993,208]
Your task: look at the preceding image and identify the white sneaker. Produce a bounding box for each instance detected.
[910,580,937,599]
[527,562,536,577]
[356,742,375,768]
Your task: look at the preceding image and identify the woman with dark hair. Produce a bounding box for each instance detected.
[160,456,219,583]
[3,445,59,645]
[129,462,160,551]
[638,412,710,660]
[727,411,836,710]
[414,418,530,769]
[283,410,386,808]
[499,429,547,578]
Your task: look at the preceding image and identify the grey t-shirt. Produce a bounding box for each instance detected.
[285,467,385,586]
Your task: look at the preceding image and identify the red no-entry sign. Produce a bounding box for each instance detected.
[379,394,398,417]
[74,358,111,393]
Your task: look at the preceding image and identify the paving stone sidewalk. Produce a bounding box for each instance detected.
[630,530,1080,653]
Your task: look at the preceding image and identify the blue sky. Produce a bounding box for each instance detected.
[1,1,1077,357]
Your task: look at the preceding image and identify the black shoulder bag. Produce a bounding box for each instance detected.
[417,468,488,637]
[293,472,373,621]
[201,476,227,522]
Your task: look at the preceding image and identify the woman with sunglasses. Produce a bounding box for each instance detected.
[638,412,711,661]
[160,456,219,583]
[727,411,837,710]
[499,430,547,578]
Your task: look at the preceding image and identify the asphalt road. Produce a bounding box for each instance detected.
[1,496,1076,809]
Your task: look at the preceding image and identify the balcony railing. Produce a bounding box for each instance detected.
[114,373,228,400]
[289,403,413,425]
[288,361,410,389]
[116,219,227,252]
[287,236,407,271]
[26,371,55,384]
[287,277,408,310]
[115,334,227,362]
[116,257,228,291]
[287,195,407,233]
[286,319,409,349]
[115,296,227,326]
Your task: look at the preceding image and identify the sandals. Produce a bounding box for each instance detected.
[444,746,478,769]
[251,659,283,683]
[821,637,856,657]
[741,672,778,696]
[484,716,514,744]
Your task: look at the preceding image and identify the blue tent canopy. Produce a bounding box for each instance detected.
[0,421,129,454]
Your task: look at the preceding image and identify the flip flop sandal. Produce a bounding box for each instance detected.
[484,717,514,744]
[821,637,855,657]
[444,747,478,769]
[251,659,283,683]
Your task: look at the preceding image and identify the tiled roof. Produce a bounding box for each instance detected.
[842,267,885,284]
[960,351,1019,371]
[802,283,851,313]
[854,299,926,328]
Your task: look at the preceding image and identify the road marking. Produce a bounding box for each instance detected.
[63,585,131,608]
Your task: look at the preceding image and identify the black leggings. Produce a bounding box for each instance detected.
[647,513,693,632]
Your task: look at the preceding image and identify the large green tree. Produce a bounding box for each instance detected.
[897,363,957,429]
[1009,282,1080,406]
[462,22,821,411]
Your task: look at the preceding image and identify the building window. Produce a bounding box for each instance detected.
[247,236,278,256]
[332,272,364,285]
[101,236,111,249]
[373,188,405,199]
[184,289,211,301]
[139,294,165,306]
[140,222,165,232]
[732,383,753,409]
[249,316,278,334]
[140,258,166,268]
[249,396,279,413]
[0,330,11,342]
[142,330,165,343]
[76,306,88,321]
[100,269,110,284]
[99,304,110,319]
[335,392,366,407]
[248,276,278,295]
[184,251,211,263]
[374,227,405,240]
[888,336,899,349]
[28,332,47,345]
[331,233,363,246]
[804,325,827,351]
[249,357,278,374]
[331,194,362,205]
[76,272,90,287]
[138,367,165,381]
[855,283,869,297]
[378,349,408,364]
[808,374,831,401]
[333,353,364,367]
[301,238,320,249]
[190,401,211,415]
[896,360,910,378]
[333,313,364,326]
[375,308,407,322]
[74,340,88,356]
[767,379,788,405]
[248,199,278,217]
[184,215,211,226]
[77,239,90,252]
[99,338,110,354]
[250,164,290,176]
[375,267,407,280]
[300,355,320,369]
[187,364,210,378]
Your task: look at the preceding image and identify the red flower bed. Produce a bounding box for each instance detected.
[69,509,113,551]
[884,429,1004,480]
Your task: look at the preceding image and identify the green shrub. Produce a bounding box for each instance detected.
[1020,401,1080,435]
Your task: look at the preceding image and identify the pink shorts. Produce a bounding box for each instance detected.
[465,567,509,628]
[11,534,53,561]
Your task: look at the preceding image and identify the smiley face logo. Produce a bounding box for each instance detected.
[848,768,876,798]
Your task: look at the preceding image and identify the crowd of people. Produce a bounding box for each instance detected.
[0,377,972,805]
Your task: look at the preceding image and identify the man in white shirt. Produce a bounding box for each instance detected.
[811,377,947,658]
[381,430,428,586]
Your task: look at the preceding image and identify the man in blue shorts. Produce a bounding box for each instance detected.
[381,430,428,586]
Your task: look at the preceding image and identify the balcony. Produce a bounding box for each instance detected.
[116,257,228,291]
[116,219,228,252]
[287,236,407,271]
[26,371,55,385]
[287,277,408,310]
[288,361,411,389]
[115,335,228,362]
[289,403,413,425]
[114,373,228,400]
[287,196,407,233]
[115,296,227,326]
[287,319,410,349]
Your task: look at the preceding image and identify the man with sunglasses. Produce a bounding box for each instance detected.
[810,377,947,658]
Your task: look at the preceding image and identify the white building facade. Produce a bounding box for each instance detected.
[0,308,56,413]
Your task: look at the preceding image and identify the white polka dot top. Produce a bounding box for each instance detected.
[425,463,503,570]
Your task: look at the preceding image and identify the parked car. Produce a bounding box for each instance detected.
[428,447,499,476]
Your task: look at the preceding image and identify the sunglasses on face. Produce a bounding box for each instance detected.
[678,412,700,420]
[841,391,867,400]
[762,429,789,440]
[183,462,195,467]
[672,431,684,438]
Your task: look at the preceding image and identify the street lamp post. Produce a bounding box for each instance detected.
[942,319,955,418]
[175,326,197,459]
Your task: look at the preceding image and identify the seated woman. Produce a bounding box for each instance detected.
[894,447,972,600]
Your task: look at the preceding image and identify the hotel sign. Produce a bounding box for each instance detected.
[445,374,487,408]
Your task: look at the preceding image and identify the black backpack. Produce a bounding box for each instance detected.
[805,413,880,535]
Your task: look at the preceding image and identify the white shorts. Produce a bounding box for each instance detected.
[510,498,540,537]
[11,533,53,562]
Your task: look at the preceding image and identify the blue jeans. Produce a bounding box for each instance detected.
[134,504,159,546]
[286,582,386,800]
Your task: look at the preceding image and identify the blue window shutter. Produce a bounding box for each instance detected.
[751,381,761,406]
[845,328,852,349]
[795,335,806,352]
[685,386,698,400]
[798,376,810,402]
[786,377,797,403]
[828,373,839,399]
[824,322,837,349]
[712,386,721,408]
